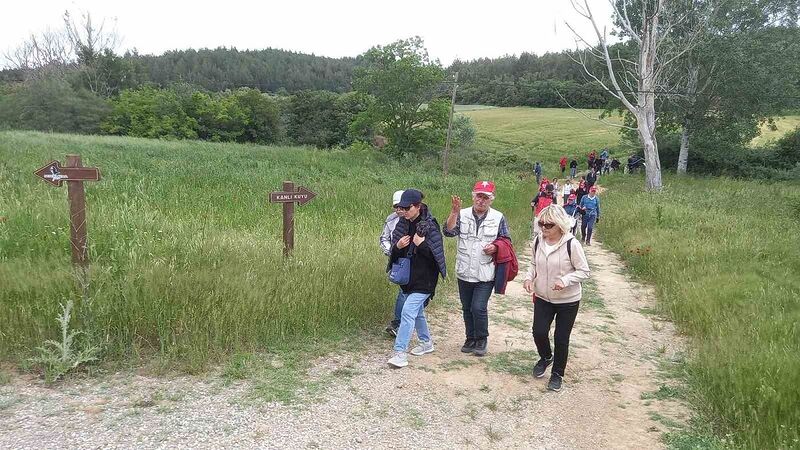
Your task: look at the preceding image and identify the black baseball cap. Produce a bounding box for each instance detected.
[396,189,423,207]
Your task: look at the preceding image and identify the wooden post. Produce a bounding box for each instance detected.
[282,180,294,256]
[65,154,89,267]
[443,71,459,177]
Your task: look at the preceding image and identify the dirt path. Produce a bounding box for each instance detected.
[0,240,691,449]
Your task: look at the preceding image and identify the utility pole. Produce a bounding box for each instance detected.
[443,71,459,177]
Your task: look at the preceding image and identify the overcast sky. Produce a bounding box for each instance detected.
[1,0,616,68]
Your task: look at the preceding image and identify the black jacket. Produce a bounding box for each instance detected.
[388,205,446,295]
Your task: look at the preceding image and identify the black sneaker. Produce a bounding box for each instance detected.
[385,321,399,338]
[547,374,563,392]
[460,339,476,353]
[533,357,553,378]
[473,338,487,357]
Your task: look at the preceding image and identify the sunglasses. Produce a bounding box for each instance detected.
[538,221,557,230]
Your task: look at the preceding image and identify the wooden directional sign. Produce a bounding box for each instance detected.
[34,160,101,187]
[270,182,316,257]
[269,186,316,205]
[34,155,101,267]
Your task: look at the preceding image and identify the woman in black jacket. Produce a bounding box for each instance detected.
[387,189,447,368]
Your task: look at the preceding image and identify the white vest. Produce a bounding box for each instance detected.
[455,207,503,282]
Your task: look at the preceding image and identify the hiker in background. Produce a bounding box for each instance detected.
[579,186,601,246]
[559,156,567,176]
[603,158,612,175]
[539,176,550,194]
[523,204,590,392]
[600,148,609,168]
[387,189,447,368]
[562,179,573,205]
[380,190,406,337]
[444,181,511,357]
[587,150,597,170]
[534,162,543,186]
[586,167,598,188]
[563,193,580,238]
[569,158,578,178]
[593,157,604,177]
[551,178,561,201]
[576,178,588,205]
[610,158,621,173]
[531,183,558,236]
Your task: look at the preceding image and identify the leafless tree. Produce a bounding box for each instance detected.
[3,10,120,96]
[567,0,701,191]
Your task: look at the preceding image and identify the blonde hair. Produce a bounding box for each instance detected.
[537,204,572,235]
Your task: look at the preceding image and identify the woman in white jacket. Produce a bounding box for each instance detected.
[523,205,591,392]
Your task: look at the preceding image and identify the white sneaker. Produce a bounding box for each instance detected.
[410,340,435,356]
[388,351,408,368]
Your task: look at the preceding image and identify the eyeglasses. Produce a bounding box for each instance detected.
[538,221,557,230]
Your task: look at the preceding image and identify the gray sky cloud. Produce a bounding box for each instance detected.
[2,0,616,67]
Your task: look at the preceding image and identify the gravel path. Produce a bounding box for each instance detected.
[0,240,691,449]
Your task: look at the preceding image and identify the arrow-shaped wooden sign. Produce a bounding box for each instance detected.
[34,160,101,187]
[269,186,316,205]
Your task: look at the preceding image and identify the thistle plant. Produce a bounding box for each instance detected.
[30,299,99,383]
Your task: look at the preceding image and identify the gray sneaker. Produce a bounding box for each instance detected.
[410,340,434,356]
[387,351,408,368]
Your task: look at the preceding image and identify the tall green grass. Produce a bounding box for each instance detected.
[0,131,535,368]
[600,174,800,449]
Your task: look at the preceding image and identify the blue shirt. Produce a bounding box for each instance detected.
[579,195,600,217]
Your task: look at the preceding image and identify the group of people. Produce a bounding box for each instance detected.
[379,179,595,392]
[534,149,622,186]
[530,171,602,246]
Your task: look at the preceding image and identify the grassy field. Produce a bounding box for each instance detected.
[751,115,800,147]
[0,131,537,370]
[460,106,624,171]
[599,174,800,449]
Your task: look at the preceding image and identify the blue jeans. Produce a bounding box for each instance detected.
[570,168,577,178]
[457,279,494,340]
[393,292,432,352]
[392,289,405,324]
[581,214,597,243]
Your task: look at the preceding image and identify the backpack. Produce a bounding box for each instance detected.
[534,194,554,216]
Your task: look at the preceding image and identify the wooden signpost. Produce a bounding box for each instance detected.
[34,155,101,267]
[269,181,316,256]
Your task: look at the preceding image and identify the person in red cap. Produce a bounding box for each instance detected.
[444,181,511,357]
[578,186,601,245]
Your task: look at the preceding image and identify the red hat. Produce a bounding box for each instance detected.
[472,180,496,196]
[589,185,598,192]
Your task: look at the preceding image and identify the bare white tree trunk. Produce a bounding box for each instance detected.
[677,64,699,174]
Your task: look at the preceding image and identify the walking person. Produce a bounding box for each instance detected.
[561,179,573,205]
[559,156,567,176]
[387,189,447,368]
[569,159,578,178]
[523,205,591,392]
[444,181,511,357]
[575,178,588,205]
[534,162,542,186]
[579,186,601,246]
[380,190,406,336]
[563,193,580,238]
[586,168,598,188]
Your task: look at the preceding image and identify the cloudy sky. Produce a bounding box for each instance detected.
[1,0,616,67]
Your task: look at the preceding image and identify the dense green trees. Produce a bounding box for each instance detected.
[353,37,450,154]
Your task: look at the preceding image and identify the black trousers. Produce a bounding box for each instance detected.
[532,297,580,377]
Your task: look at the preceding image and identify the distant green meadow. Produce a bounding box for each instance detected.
[0,131,535,368]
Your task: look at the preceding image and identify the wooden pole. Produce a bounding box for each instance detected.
[66,154,89,267]
[443,71,459,177]
[282,180,294,257]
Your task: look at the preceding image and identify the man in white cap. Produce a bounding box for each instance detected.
[444,181,510,356]
[381,190,406,336]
